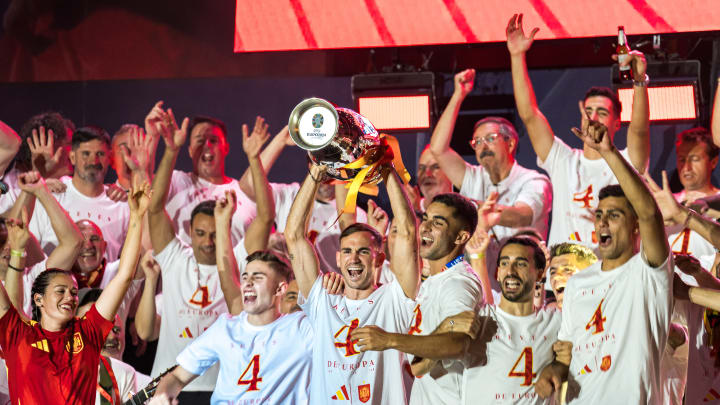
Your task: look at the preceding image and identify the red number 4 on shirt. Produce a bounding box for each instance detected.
[508,347,536,386]
[238,354,263,391]
[585,299,607,335]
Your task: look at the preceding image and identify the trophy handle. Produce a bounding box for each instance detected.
[288,98,340,151]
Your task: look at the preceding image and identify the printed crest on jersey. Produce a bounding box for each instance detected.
[600,355,611,371]
[189,286,213,308]
[334,318,360,357]
[65,332,84,354]
[358,383,371,403]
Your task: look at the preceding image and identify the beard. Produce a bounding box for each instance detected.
[500,276,533,302]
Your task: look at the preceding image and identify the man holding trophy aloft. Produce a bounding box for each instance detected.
[284,98,421,404]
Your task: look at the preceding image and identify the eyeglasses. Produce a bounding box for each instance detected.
[469,133,500,149]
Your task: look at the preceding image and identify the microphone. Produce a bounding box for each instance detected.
[0,179,7,195]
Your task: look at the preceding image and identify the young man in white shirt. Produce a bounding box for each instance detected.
[461,236,562,404]
[136,112,275,403]
[506,13,650,252]
[144,103,258,247]
[285,163,420,405]
[355,192,482,404]
[536,106,671,404]
[149,249,312,405]
[428,69,551,290]
[28,126,130,261]
[546,243,597,310]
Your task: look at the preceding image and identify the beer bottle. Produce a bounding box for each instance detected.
[617,26,632,81]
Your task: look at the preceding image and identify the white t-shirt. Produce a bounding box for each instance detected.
[166,170,256,247]
[678,298,720,404]
[667,222,717,259]
[659,324,688,405]
[0,358,8,405]
[538,137,635,252]
[151,238,228,392]
[29,176,130,261]
[271,182,367,273]
[409,257,482,405]
[299,276,416,405]
[0,167,20,214]
[376,260,395,286]
[177,311,313,405]
[460,161,551,242]
[558,253,672,404]
[95,357,146,404]
[462,306,561,405]
[460,162,551,293]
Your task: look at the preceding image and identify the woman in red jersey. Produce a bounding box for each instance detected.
[0,181,150,405]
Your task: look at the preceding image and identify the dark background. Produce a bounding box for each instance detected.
[0,0,718,207]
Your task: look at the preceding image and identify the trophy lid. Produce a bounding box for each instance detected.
[288,98,339,151]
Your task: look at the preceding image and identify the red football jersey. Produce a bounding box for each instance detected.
[0,304,112,404]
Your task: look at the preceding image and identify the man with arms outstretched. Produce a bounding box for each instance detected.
[536,105,671,404]
[507,13,650,252]
[285,164,420,405]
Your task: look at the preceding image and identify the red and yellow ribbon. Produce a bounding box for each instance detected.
[340,134,411,214]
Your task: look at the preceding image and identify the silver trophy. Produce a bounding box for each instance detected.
[288,98,385,184]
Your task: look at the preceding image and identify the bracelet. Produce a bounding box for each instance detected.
[7,264,24,272]
[633,74,650,87]
[468,252,485,261]
[10,249,25,258]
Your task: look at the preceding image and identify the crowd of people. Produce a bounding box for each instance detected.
[1,13,720,405]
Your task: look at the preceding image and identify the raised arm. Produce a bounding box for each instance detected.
[215,190,243,315]
[335,182,356,232]
[284,166,324,298]
[135,250,161,341]
[428,69,475,189]
[238,123,289,200]
[0,120,20,175]
[385,167,420,299]
[95,182,150,321]
[241,118,274,253]
[572,113,668,266]
[16,172,83,269]
[507,13,554,162]
[148,107,189,253]
[467,199,496,305]
[151,367,199,404]
[623,51,650,173]
[3,209,31,316]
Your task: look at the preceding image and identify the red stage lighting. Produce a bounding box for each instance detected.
[357,95,431,131]
[617,84,697,122]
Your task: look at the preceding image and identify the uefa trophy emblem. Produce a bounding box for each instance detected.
[288,97,389,185]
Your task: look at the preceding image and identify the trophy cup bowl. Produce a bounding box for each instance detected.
[288,98,385,184]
